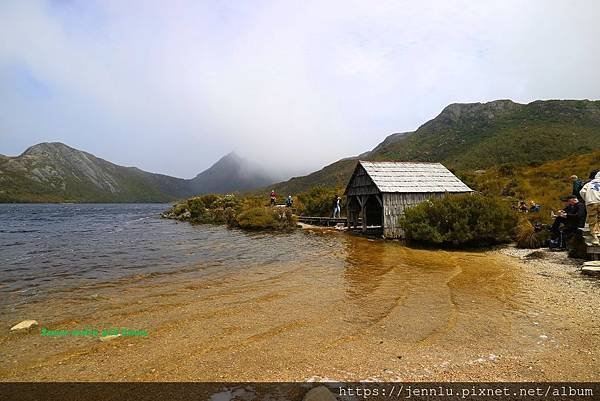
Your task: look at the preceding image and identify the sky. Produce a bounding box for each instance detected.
[1,0,600,178]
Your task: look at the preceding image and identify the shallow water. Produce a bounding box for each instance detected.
[1,204,597,381]
[0,204,335,316]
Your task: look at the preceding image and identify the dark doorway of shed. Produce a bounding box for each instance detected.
[347,194,383,236]
[364,195,383,234]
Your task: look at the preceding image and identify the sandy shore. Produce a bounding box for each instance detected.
[1,236,599,382]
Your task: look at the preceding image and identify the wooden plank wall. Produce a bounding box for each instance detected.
[382,192,444,238]
[347,165,379,196]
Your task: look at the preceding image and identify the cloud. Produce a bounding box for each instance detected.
[1,0,599,177]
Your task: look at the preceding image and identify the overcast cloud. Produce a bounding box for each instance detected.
[1,0,599,178]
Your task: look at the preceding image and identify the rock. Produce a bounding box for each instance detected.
[99,334,121,342]
[10,320,38,331]
[303,386,337,401]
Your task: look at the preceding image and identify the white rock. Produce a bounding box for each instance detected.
[99,334,121,342]
[303,386,337,401]
[10,320,38,331]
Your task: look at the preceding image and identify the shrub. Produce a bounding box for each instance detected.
[399,193,518,247]
[163,194,297,231]
[165,194,242,225]
[236,205,297,230]
[515,217,550,249]
[297,186,343,216]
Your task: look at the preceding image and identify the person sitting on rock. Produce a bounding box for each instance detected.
[549,195,587,248]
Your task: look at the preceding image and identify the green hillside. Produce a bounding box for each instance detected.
[0,143,190,203]
[272,99,600,194]
[377,100,600,169]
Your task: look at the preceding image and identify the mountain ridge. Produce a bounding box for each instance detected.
[271,99,600,194]
[0,143,277,202]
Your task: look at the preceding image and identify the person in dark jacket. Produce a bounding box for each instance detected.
[571,175,584,202]
[550,195,587,242]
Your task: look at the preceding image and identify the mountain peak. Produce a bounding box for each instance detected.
[219,151,242,162]
[190,152,274,194]
[438,99,522,123]
[22,142,74,157]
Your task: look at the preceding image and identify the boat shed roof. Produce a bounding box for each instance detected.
[353,161,473,193]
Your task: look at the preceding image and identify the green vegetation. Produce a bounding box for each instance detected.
[399,194,518,247]
[163,194,297,231]
[461,150,600,222]
[295,186,345,217]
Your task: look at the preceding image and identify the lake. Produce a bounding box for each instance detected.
[1,203,598,382]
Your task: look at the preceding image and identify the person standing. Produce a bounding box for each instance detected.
[270,190,277,206]
[571,175,584,202]
[580,171,600,245]
[332,195,341,218]
[285,195,293,207]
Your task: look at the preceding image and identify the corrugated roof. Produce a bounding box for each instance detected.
[358,161,473,193]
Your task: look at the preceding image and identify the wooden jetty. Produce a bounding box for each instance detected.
[297,216,350,227]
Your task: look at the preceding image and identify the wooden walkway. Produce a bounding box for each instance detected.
[297,216,350,227]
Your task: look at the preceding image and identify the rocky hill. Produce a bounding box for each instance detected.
[272,99,600,194]
[189,152,276,195]
[0,143,277,202]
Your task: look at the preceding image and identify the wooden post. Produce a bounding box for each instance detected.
[361,195,368,233]
[355,196,359,229]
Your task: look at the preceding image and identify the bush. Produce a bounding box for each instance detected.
[515,217,550,249]
[399,193,518,247]
[297,186,343,216]
[162,194,297,231]
[164,194,242,225]
[236,205,297,230]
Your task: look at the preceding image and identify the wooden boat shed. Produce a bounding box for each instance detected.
[345,161,473,238]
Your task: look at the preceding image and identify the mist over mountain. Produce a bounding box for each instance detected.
[0,143,280,203]
[188,152,277,195]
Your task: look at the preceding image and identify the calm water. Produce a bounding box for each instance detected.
[0,203,336,314]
